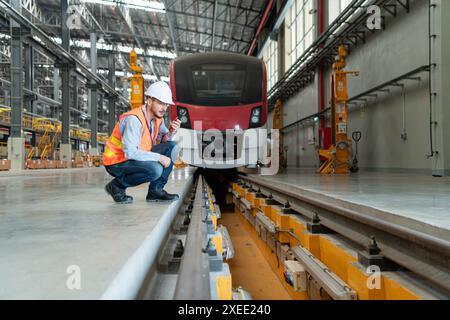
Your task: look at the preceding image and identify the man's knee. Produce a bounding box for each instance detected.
[164,141,178,149]
[163,141,180,162]
[170,143,180,162]
[150,162,164,179]
[134,161,164,181]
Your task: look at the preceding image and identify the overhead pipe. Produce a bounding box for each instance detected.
[247,0,276,56]
[426,0,436,160]
[257,0,294,58]
[211,0,218,51]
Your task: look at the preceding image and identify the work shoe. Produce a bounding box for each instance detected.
[105,181,133,204]
[146,189,180,203]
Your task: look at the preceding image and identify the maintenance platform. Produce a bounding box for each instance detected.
[0,167,196,299]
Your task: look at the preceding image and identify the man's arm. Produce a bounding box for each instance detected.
[120,116,161,162]
[157,121,176,143]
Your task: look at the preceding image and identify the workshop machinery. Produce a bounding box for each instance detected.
[129,49,144,110]
[317,45,359,174]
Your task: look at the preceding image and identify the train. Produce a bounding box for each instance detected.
[169,52,268,169]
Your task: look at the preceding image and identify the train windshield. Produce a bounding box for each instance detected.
[191,64,246,104]
[175,60,263,107]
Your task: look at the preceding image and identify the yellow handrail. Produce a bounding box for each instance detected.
[1,109,109,157]
[41,144,54,160]
[27,146,34,159]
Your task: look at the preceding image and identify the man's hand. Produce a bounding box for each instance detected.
[159,155,171,168]
[169,118,182,135]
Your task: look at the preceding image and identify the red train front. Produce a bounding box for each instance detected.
[170,52,267,169]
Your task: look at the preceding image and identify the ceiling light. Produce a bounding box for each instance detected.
[81,0,166,13]
[143,74,158,81]
[50,37,176,60]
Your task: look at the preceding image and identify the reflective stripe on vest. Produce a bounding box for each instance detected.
[103,107,162,166]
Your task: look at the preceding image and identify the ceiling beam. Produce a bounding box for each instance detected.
[116,3,160,79]
[162,0,180,56]
[211,0,217,51]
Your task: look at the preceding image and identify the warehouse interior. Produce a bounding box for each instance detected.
[1,0,450,301]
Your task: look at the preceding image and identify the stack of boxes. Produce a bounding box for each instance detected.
[0,145,7,158]
[26,159,45,169]
[72,157,86,168]
[0,159,10,171]
[26,159,68,169]
[55,160,68,169]
[1,148,91,170]
[0,144,8,170]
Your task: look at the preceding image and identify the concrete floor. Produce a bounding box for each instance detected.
[0,166,195,299]
[249,169,450,236]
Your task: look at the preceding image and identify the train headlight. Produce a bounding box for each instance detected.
[177,107,191,129]
[249,107,262,128]
[180,115,188,123]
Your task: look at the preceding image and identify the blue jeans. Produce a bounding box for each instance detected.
[105,141,179,192]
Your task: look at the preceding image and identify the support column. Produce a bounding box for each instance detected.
[52,67,60,119]
[60,0,72,166]
[24,44,34,113]
[107,53,116,135]
[99,93,105,135]
[7,0,24,170]
[73,76,79,125]
[27,55,37,151]
[89,30,98,156]
[99,93,104,122]
[122,77,128,101]
[430,0,450,176]
[60,65,71,164]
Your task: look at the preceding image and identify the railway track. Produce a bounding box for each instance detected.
[101,171,450,300]
[102,173,235,300]
[235,174,450,298]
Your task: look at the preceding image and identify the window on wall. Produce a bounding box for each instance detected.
[329,0,352,25]
[284,0,316,72]
[262,39,278,92]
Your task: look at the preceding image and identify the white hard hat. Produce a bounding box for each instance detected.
[145,81,174,105]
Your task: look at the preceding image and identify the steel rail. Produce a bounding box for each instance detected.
[238,174,450,295]
[173,177,211,300]
[101,172,196,300]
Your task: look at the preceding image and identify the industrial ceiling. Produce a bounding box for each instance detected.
[34,0,269,81]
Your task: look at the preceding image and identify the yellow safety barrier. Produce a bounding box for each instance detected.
[1,107,109,161]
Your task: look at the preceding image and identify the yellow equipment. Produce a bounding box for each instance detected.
[91,155,101,167]
[129,50,144,110]
[317,45,359,174]
[27,118,61,160]
[174,158,187,169]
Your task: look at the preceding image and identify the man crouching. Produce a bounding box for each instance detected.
[103,81,182,204]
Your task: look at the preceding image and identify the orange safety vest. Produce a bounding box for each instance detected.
[103,107,162,166]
